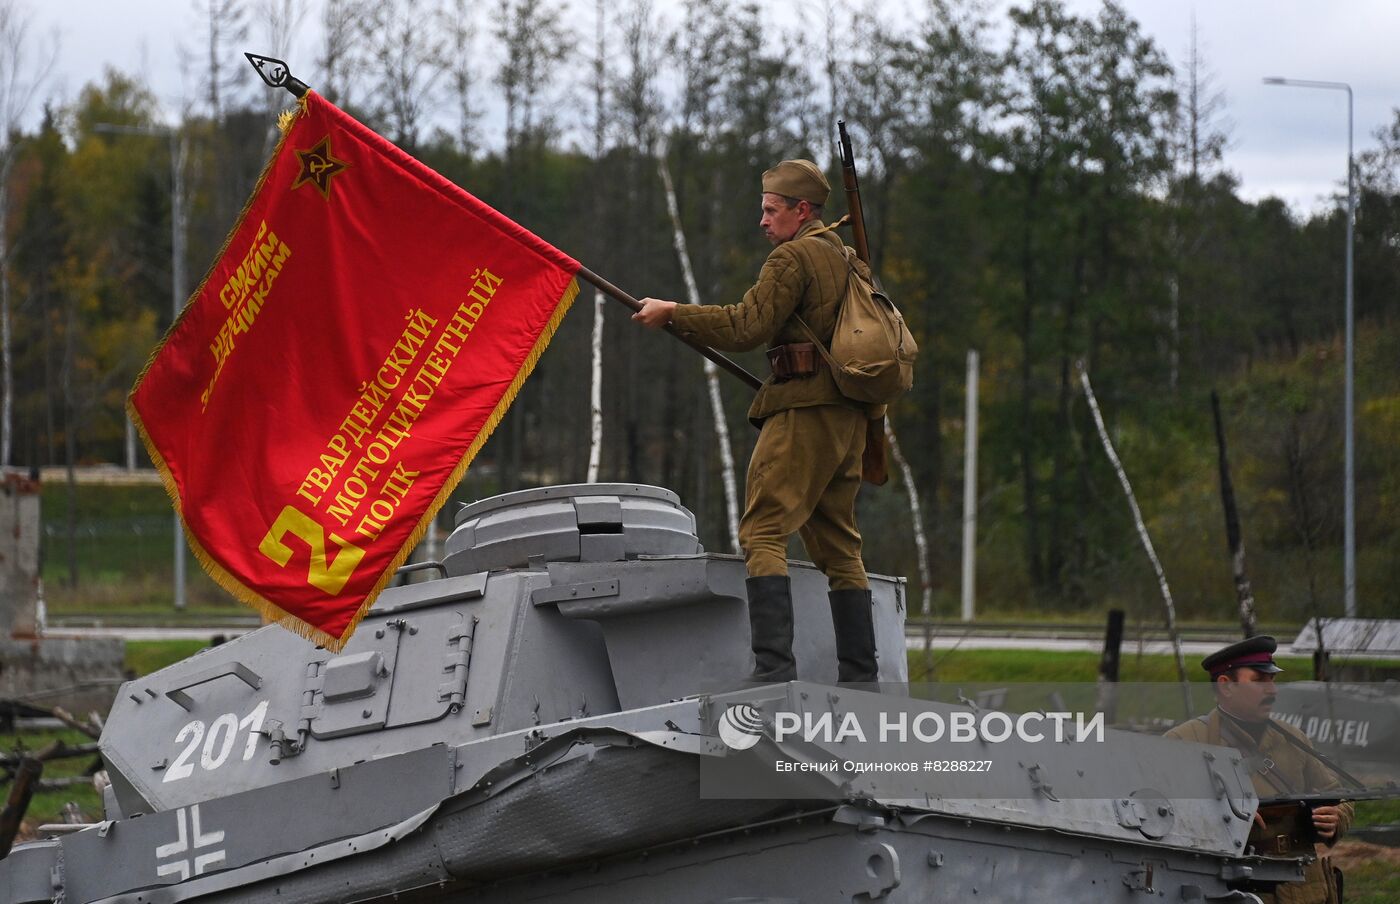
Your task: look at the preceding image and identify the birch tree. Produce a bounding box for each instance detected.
[886,420,932,614]
[586,289,604,483]
[584,0,607,482]
[198,0,248,122]
[493,0,568,490]
[0,0,55,467]
[317,0,366,107]
[658,152,740,552]
[258,0,309,80]
[440,0,481,157]
[606,0,667,487]
[12,109,63,468]
[1167,17,1232,389]
[1078,361,1191,714]
[257,0,309,155]
[361,0,448,149]
[495,0,568,156]
[844,9,918,276]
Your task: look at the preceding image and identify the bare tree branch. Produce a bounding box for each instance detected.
[658,149,740,552]
[1077,360,1192,717]
[317,0,367,107]
[197,0,249,122]
[438,0,481,157]
[0,0,57,468]
[361,0,448,149]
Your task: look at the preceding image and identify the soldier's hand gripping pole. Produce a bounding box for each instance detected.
[577,268,763,391]
[244,53,763,394]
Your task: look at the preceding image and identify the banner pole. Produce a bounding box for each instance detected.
[575,266,762,391]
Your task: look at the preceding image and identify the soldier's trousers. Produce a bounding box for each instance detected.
[739,404,868,590]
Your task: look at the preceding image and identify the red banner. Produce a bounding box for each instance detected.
[129,92,579,650]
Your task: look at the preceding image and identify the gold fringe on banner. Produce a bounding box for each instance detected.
[129,274,582,653]
[276,106,300,134]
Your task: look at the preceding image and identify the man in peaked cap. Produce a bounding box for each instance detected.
[633,159,884,684]
[1165,636,1351,903]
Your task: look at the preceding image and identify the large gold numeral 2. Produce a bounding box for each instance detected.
[258,505,366,595]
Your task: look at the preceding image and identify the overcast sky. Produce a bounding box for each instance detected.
[19,0,1400,216]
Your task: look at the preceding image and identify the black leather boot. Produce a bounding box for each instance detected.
[829,588,878,683]
[745,575,797,682]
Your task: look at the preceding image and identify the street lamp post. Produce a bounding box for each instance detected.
[94,122,189,610]
[1262,77,1356,619]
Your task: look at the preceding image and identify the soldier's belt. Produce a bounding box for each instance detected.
[767,342,821,382]
[1250,801,1317,856]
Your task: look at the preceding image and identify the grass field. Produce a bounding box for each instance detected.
[1349,867,1400,904]
[125,639,213,675]
[39,483,236,612]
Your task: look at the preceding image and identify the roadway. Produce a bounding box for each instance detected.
[50,618,1400,660]
[43,620,1280,656]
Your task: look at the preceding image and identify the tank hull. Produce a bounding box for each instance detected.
[0,485,1312,903]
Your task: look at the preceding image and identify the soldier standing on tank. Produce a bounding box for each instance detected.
[633,159,883,683]
[1164,636,1351,904]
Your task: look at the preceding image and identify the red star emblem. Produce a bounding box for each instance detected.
[291,135,349,200]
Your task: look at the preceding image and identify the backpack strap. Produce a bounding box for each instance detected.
[792,265,855,372]
[1213,712,1302,796]
[790,215,857,364]
[1262,719,1367,791]
[792,314,841,372]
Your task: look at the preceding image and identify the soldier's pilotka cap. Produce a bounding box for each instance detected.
[762,159,830,206]
[1202,635,1284,678]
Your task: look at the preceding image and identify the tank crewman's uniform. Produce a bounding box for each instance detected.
[665,160,883,683]
[1164,636,1351,904]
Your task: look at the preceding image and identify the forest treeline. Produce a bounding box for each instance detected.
[1,0,1397,622]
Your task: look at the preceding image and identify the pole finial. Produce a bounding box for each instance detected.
[245,53,310,98]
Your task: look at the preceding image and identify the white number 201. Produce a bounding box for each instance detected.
[164,700,269,783]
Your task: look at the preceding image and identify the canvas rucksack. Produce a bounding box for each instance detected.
[794,231,917,404]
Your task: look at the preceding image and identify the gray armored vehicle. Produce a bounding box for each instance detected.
[2,485,1314,902]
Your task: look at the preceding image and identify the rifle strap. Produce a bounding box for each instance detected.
[1215,714,1299,795]
[1262,720,1368,791]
